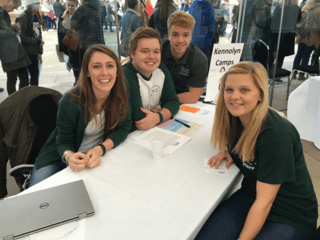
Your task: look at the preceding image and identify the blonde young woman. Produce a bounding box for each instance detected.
[195,62,318,240]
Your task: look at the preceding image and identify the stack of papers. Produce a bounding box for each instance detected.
[127,127,191,155]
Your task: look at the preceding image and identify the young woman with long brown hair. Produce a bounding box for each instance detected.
[29,44,131,187]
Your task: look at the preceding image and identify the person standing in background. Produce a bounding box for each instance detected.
[17,0,44,87]
[145,0,153,17]
[183,0,189,11]
[105,0,114,32]
[53,0,65,30]
[292,0,320,80]
[100,0,107,30]
[32,12,45,79]
[70,0,104,66]
[58,0,80,82]
[189,0,215,65]
[219,0,229,36]
[125,0,148,26]
[148,0,177,39]
[231,1,239,43]
[53,0,64,18]
[120,0,141,57]
[138,0,148,26]
[0,0,31,95]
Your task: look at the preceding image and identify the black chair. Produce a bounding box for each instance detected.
[251,39,269,71]
[268,5,300,105]
[287,49,320,99]
[250,39,291,104]
[9,95,58,190]
[0,87,62,197]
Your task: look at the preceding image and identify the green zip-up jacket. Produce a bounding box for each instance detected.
[35,87,132,170]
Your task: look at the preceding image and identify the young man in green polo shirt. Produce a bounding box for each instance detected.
[161,11,208,104]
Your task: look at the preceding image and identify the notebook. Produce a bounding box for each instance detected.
[0,180,95,240]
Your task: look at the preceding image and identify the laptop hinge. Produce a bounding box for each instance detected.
[78,213,87,220]
[4,235,14,240]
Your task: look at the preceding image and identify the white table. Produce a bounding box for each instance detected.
[19,103,242,240]
[288,76,320,149]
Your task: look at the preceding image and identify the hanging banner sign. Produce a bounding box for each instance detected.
[205,43,244,103]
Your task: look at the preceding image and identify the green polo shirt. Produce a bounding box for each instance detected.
[161,39,208,94]
[229,109,318,237]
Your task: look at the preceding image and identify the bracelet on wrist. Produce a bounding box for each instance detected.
[157,112,163,123]
[62,150,74,164]
[98,143,106,156]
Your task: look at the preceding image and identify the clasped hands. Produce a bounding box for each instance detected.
[208,152,233,169]
[135,107,161,130]
[66,146,103,172]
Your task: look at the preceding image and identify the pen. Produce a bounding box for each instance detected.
[174,119,191,128]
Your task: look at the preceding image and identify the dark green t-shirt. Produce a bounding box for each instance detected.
[229,109,318,237]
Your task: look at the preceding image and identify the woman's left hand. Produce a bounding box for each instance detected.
[84,146,103,168]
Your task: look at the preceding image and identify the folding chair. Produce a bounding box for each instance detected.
[287,49,320,99]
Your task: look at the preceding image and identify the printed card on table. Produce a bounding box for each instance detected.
[204,158,228,175]
[157,118,202,136]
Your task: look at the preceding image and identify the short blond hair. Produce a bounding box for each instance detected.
[167,11,195,34]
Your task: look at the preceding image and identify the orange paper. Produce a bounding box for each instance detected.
[179,105,200,113]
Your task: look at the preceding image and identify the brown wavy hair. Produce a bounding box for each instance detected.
[210,61,269,162]
[72,44,129,137]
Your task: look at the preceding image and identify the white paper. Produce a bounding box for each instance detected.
[128,128,191,155]
[204,158,228,175]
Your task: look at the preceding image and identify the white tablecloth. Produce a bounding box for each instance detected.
[288,76,320,149]
[17,103,242,240]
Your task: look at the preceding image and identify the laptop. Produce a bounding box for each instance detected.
[0,180,95,240]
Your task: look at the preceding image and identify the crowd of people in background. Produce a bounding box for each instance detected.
[1,0,320,93]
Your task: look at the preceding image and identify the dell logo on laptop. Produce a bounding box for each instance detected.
[39,203,49,209]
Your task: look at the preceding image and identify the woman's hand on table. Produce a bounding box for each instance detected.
[208,152,233,169]
[84,146,103,168]
[135,107,160,130]
[68,152,88,172]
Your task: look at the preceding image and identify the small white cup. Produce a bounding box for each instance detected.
[150,140,164,159]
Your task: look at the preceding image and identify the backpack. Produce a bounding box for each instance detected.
[296,7,316,37]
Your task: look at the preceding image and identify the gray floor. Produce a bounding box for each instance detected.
[1,26,319,227]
